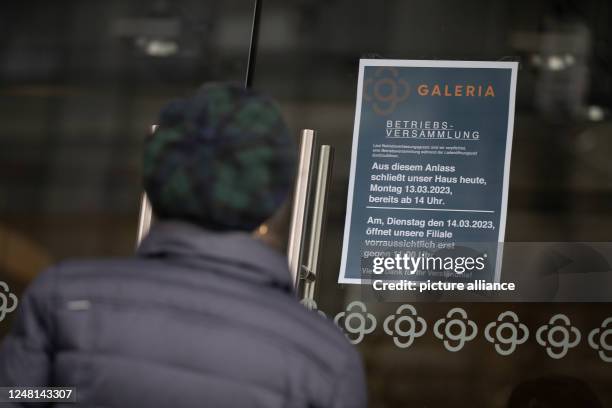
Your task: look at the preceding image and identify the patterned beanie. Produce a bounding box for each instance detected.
[143,82,296,231]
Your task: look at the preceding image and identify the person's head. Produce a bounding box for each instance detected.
[143,82,296,232]
[506,375,602,408]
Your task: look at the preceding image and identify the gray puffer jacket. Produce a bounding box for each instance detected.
[0,221,367,408]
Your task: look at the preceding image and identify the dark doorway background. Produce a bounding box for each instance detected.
[0,0,254,331]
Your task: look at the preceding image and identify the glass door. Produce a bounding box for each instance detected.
[253,1,612,406]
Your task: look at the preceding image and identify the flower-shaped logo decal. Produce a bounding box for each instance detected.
[484,311,529,356]
[536,314,581,359]
[0,281,18,322]
[383,304,427,349]
[588,317,612,363]
[363,67,410,116]
[334,301,376,345]
[434,307,478,352]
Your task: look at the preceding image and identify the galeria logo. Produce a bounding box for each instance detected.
[383,304,427,349]
[363,67,410,116]
[588,317,612,363]
[334,301,377,345]
[433,307,478,352]
[484,311,529,356]
[0,281,18,322]
[536,314,581,359]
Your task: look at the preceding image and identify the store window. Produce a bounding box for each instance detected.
[253,0,612,406]
[0,0,253,334]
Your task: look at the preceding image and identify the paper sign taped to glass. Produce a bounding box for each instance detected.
[339,59,518,287]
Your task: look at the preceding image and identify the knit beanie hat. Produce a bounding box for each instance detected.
[143,82,296,231]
